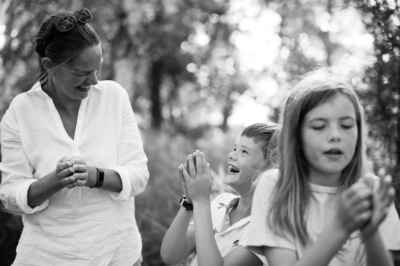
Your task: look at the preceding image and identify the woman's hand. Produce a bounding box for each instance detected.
[335,181,373,236]
[182,150,211,204]
[361,176,395,239]
[69,156,90,187]
[56,156,76,189]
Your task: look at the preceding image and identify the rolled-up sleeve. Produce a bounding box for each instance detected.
[108,90,149,201]
[0,107,49,214]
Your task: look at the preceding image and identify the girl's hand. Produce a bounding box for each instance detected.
[56,156,76,189]
[361,176,395,239]
[178,163,192,204]
[335,181,373,235]
[69,156,89,187]
[182,150,211,204]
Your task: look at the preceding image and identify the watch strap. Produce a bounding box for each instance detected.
[180,195,193,211]
[91,167,104,188]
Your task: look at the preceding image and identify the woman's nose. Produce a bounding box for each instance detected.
[86,71,98,85]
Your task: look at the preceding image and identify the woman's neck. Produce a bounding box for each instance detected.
[43,83,81,115]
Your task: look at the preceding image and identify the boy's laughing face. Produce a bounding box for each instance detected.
[225,136,265,195]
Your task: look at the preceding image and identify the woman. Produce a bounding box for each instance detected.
[0,8,149,265]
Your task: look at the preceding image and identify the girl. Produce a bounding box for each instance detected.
[246,70,400,266]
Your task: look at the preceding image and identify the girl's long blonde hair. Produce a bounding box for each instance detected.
[268,70,366,247]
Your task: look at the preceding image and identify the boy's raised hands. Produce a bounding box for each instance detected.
[180,150,212,205]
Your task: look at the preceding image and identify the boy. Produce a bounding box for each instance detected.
[161,123,279,266]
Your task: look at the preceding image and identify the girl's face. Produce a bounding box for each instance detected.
[225,136,265,195]
[49,43,103,103]
[300,93,358,186]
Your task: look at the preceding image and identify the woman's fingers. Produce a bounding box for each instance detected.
[75,179,87,187]
[72,163,87,173]
[56,157,72,173]
[57,166,75,179]
[60,175,76,188]
[69,156,86,166]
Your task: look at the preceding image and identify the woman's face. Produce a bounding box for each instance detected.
[300,93,358,186]
[49,43,103,103]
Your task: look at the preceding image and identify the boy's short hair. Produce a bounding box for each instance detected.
[241,122,280,169]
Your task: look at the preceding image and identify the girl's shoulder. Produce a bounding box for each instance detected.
[255,168,279,189]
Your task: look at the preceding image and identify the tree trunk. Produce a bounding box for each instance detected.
[149,59,163,129]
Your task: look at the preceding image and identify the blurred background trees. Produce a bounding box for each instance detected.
[0,0,399,265]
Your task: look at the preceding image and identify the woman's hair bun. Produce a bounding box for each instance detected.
[35,19,54,57]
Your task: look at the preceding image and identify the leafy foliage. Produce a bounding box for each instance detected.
[1,0,400,265]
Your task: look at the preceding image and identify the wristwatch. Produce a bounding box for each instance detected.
[90,167,104,188]
[180,195,193,211]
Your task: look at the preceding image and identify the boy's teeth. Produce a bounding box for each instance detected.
[228,165,239,173]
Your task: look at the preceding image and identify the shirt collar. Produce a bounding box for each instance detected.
[27,81,101,98]
[217,196,240,209]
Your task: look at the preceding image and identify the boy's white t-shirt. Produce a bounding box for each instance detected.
[246,171,400,266]
[190,193,267,266]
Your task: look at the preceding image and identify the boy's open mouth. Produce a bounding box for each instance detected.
[228,165,240,173]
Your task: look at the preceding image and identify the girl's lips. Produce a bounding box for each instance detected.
[323,149,343,155]
[324,153,342,159]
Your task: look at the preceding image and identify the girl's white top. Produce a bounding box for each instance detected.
[246,170,400,266]
[0,81,149,265]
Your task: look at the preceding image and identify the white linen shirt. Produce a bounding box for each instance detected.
[0,80,149,265]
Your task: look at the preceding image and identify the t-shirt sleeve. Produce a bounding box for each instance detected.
[379,202,400,250]
[246,169,297,253]
[368,175,400,250]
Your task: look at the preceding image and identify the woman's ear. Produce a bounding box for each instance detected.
[41,57,53,71]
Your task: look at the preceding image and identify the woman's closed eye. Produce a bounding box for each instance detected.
[73,69,100,77]
[72,72,87,77]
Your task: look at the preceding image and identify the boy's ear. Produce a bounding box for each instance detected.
[41,57,53,71]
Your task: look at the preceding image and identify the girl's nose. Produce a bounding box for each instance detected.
[329,126,341,142]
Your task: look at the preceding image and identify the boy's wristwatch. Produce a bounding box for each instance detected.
[180,195,193,211]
